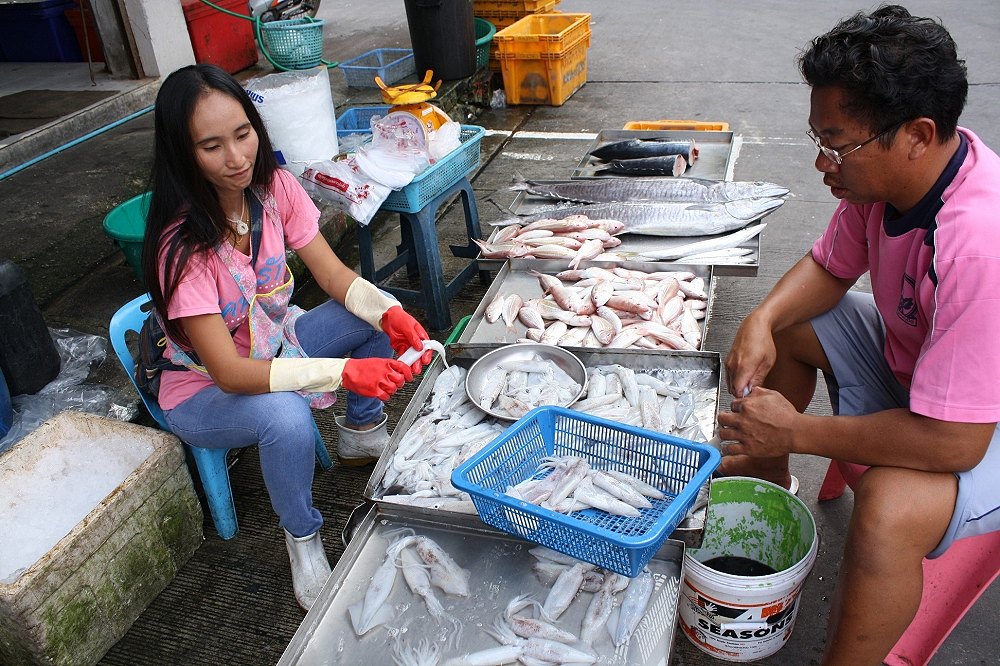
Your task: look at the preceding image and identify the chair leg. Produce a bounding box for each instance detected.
[885,531,1000,666]
[818,459,848,501]
[187,445,238,540]
[312,419,333,471]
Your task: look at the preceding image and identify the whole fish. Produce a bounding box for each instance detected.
[512,174,788,204]
[590,138,698,163]
[499,199,782,236]
[598,154,687,177]
[638,222,768,259]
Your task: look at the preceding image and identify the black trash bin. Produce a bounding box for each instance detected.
[0,260,61,396]
[403,0,476,80]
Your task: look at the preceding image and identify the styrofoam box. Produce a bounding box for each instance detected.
[0,412,204,666]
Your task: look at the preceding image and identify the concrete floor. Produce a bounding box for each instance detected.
[1,1,998,664]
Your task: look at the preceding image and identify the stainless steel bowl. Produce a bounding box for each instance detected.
[465,343,588,420]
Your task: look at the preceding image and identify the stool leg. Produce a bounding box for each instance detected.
[399,213,419,278]
[449,180,492,284]
[357,224,377,283]
[410,205,451,331]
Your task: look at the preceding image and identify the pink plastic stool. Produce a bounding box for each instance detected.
[818,460,1000,666]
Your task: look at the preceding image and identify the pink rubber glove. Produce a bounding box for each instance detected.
[380,306,432,370]
[342,357,412,401]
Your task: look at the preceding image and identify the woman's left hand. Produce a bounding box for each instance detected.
[381,306,432,369]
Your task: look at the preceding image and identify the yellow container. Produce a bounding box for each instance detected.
[498,30,590,106]
[494,12,591,56]
[623,120,731,132]
[473,0,559,12]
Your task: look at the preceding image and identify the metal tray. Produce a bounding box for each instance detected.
[486,191,761,278]
[572,129,736,180]
[278,508,685,666]
[365,345,721,548]
[458,260,714,349]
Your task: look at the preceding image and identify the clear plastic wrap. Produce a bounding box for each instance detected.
[0,329,138,454]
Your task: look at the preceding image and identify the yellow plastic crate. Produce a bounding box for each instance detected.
[623,120,731,131]
[473,0,560,12]
[494,12,591,56]
[474,2,560,30]
[498,31,590,106]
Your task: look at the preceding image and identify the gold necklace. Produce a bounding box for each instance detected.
[226,194,249,237]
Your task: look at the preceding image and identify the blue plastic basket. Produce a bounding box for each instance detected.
[335,105,392,138]
[451,406,721,577]
[381,125,485,213]
[340,48,416,88]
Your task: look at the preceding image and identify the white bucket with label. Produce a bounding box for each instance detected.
[679,477,818,662]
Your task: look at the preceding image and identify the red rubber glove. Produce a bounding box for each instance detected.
[380,305,432,370]
[342,357,413,401]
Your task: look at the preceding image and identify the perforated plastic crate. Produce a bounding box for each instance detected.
[339,48,415,88]
[335,105,392,138]
[452,406,720,577]
[381,125,485,213]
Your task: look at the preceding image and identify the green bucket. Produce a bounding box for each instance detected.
[102,192,150,282]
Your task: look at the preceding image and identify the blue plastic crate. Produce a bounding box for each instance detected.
[381,125,485,213]
[451,406,720,577]
[335,105,391,138]
[340,48,415,88]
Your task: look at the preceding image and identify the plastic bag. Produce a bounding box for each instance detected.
[0,328,138,454]
[299,157,391,226]
[427,120,462,162]
[245,67,339,176]
[354,142,428,189]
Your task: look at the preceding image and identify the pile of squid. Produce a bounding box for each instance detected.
[508,456,664,517]
[486,266,707,351]
[474,353,583,419]
[420,546,655,666]
[380,365,505,515]
[350,530,470,642]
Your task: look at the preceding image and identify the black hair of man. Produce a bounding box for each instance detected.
[798,4,968,146]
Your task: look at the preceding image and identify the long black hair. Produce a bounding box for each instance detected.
[798,4,967,146]
[142,63,279,347]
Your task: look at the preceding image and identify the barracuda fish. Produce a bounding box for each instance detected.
[597,154,688,177]
[510,174,789,204]
[498,198,782,236]
[590,138,698,163]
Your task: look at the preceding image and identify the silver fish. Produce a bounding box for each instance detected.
[598,154,688,177]
[511,175,787,204]
[500,199,782,236]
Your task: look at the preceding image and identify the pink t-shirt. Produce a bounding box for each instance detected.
[157,169,320,410]
[812,128,1000,423]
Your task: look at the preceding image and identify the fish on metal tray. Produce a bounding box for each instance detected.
[497,198,782,237]
[590,138,699,163]
[597,154,688,177]
[510,173,789,204]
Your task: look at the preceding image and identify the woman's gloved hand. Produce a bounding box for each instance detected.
[342,357,413,401]
[344,277,431,371]
[381,306,432,369]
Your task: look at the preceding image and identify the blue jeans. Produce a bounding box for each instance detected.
[163,299,393,537]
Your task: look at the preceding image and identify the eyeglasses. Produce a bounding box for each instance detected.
[806,122,904,165]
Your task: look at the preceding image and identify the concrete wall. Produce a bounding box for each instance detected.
[120,0,195,77]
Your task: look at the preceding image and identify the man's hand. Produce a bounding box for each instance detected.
[717,386,801,458]
[725,314,777,397]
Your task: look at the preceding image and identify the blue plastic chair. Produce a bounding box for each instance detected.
[109,293,333,540]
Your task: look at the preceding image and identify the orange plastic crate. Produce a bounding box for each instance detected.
[494,12,590,56]
[623,120,731,132]
[498,31,589,105]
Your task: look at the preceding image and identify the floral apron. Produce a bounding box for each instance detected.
[164,185,337,409]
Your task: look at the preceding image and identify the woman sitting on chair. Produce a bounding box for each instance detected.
[141,63,431,610]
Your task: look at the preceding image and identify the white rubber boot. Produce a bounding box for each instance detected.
[283,529,332,611]
[334,414,389,466]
